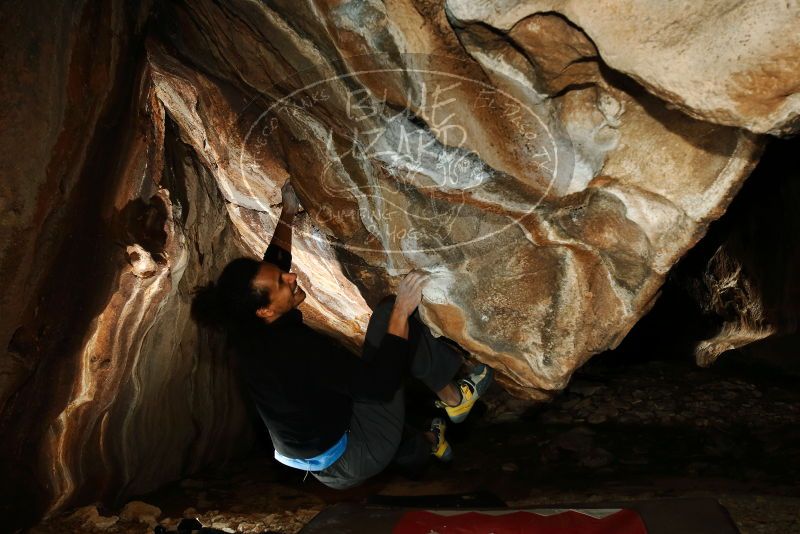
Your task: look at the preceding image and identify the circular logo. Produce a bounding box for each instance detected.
[240,53,573,261]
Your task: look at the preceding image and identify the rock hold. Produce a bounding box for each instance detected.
[126,244,158,278]
[119,500,161,526]
[68,505,119,530]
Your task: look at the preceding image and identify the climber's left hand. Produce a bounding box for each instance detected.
[281,180,301,216]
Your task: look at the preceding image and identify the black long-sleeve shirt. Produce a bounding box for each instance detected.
[232,244,409,459]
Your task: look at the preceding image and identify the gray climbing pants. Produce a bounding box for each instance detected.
[312,297,463,489]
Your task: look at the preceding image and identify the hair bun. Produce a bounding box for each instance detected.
[190,282,227,330]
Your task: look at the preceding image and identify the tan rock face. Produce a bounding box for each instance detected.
[446,0,800,136]
[0,0,791,525]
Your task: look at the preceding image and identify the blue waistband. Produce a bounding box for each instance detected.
[273,431,348,472]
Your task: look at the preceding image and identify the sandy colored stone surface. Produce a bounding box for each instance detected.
[447,0,800,135]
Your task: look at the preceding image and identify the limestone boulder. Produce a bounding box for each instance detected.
[446,0,800,136]
[157,0,761,397]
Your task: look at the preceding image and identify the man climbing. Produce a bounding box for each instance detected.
[190,181,493,489]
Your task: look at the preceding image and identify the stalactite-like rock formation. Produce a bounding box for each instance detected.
[1,0,798,526]
[676,138,800,366]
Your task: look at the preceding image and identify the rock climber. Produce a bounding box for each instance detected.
[190,181,493,489]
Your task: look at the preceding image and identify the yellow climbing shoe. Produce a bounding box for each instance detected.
[435,364,494,424]
[430,417,453,462]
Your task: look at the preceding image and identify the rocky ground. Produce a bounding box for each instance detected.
[31,351,800,534]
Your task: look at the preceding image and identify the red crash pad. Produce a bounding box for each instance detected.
[394,508,647,534]
[300,498,741,533]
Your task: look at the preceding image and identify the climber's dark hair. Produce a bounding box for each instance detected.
[190,257,270,332]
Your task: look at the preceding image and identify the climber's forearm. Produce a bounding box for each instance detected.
[270,208,295,253]
[386,309,410,340]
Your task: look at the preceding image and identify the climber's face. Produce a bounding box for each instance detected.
[251,262,306,323]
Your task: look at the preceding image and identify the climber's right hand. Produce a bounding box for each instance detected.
[393,270,428,318]
[385,271,428,340]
